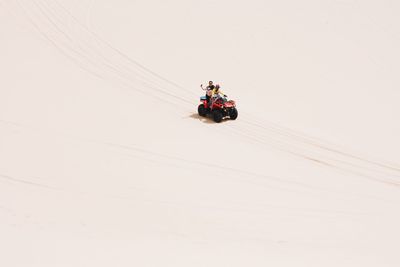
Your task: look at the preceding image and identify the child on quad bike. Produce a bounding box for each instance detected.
[210,84,227,106]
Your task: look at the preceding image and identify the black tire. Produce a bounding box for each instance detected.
[212,110,223,123]
[198,104,207,117]
[229,108,238,120]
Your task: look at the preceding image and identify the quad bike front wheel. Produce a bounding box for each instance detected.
[212,110,223,123]
[198,104,207,117]
[229,108,238,120]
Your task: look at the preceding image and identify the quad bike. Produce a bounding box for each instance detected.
[198,95,238,123]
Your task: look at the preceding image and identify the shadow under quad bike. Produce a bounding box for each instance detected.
[198,95,238,123]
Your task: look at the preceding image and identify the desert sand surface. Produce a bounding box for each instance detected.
[1,0,400,266]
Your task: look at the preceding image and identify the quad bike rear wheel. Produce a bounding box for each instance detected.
[212,110,223,123]
[198,104,207,117]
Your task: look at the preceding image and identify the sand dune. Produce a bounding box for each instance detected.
[1,0,400,266]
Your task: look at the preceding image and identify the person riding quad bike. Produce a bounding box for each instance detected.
[211,84,227,103]
[200,81,215,105]
[198,83,238,123]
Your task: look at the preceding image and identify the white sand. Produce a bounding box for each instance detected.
[1,0,400,266]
